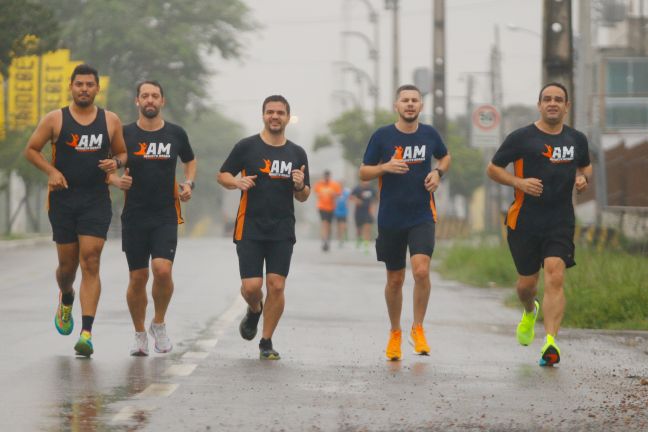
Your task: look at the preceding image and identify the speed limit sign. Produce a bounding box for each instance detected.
[471,104,500,148]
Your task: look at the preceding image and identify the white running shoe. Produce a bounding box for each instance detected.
[149,322,173,353]
[130,331,149,356]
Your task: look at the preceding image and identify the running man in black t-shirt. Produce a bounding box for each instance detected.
[350,180,378,250]
[110,81,196,356]
[487,82,592,367]
[218,95,310,360]
[24,64,127,357]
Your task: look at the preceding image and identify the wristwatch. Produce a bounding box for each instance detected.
[184,180,195,190]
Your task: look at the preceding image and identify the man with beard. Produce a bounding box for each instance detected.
[359,84,451,361]
[110,80,196,356]
[24,64,127,357]
[218,95,310,360]
[487,83,592,367]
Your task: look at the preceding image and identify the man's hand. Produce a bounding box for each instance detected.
[111,168,132,191]
[381,157,409,175]
[424,170,441,192]
[236,175,258,191]
[514,177,543,197]
[98,158,119,173]
[575,174,588,193]
[48,170,68,191]
[292,165,306,190]
[179,181,193,202]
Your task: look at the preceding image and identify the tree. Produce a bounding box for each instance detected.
[443,119,482,199]
[180,110,244,234]
[0,0,59,77]
[38,0,257,123]
[315,108,396,165]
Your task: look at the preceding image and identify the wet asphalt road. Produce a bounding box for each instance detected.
[1,237,648,431]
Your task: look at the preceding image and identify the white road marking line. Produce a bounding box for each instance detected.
[196,338,218,349]
[218,295,247,324]
[137,383,179,398]
[182,351,209,360]
[164,364,198,377]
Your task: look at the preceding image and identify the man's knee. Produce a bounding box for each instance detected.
[152,263,172,283]
[386,271,405,291]
[544,260,565,289]
[241,279,263,298]
[129,269,149,288]
[266,275,285,296]
[79,253,101,274]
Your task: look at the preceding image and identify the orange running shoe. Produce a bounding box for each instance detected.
[410,324,430,355]
[385,329,402,361]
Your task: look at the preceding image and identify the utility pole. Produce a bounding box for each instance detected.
[543,0,574,124]
[432,0,447,140]
[385,0,400,94]
[578,0,606,221]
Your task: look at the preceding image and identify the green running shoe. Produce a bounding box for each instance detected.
[259,338,280,360]
[54,291,74,336]
[539,334,561,367]
[516,299,539,346]
[74,330,94,357]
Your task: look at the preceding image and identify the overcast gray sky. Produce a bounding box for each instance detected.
[209,0,543,148]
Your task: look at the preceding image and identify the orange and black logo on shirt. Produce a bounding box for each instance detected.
[133,142,172,160]
[259,159,292,179]
[393,145,426,164]
[65,133,104,152]
[541,144,574,164]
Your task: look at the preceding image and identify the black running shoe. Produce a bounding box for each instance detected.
[239,301,262,340]
[259,338,280,360]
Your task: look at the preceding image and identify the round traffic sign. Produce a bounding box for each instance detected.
[472,104,500,131]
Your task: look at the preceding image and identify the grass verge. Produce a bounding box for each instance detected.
[437,241,648,330]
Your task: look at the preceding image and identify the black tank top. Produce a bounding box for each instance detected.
[53,107,111,189]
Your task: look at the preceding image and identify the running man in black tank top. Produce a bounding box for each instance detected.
[24,64,127,357]
[109,81,196,356]
[487,83,592,367]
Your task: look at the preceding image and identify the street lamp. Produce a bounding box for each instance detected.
[341,31,379,115]
[505,23,541,38]
[331,90,360,109]
[335,61,378,115]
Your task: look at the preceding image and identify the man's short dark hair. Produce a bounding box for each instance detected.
[538,82,569,102]
[262,95,290,115]
[70,64,99,85]
[395,84,421,99]
[136,80,164,98]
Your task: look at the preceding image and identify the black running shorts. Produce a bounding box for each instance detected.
[122,220,178,271]
[375,221,436,271]
[48,188,112,244]
[319,210,334,223]
[354,209,374,228]
[236,239,294,278]
[506,226,576,276]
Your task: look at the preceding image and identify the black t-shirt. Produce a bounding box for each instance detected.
[491,123,590,231]
[54,107,111,190]
[122,121,195,223]
[220,134,310,243]
[352,185,377,215]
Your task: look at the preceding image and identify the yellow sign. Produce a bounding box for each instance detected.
[0,74,5,140]
[40,50,70,117]
[0,51,111,137]
[8,55,39,130]
[95,76,110,108]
